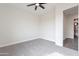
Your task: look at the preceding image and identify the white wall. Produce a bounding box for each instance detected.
[78,4,79,53]
[63,14,67,40]
[40,7,56,42]
[0,4,39,47]
[39,4,78,46]
[0,3,78,48]
[63,13,78,40]
[54,4,78,46]
[55,6,65,46]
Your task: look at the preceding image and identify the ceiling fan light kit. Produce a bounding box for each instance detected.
[27,3,46,11]
[36,3,39,6]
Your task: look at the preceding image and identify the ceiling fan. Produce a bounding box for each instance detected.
[27,3,46,10]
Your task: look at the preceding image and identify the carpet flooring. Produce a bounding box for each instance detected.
[63,37,78,51]
[0,39,78,56]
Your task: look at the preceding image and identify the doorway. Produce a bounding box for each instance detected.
[63,6,78,51]
[74,18,78,50]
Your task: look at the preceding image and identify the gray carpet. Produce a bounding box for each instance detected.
[0,39,78,56]
[63,37,78,51]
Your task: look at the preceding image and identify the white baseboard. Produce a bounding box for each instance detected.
[0,36,56,48]
[40,37,55,42]
[0,36,40,48]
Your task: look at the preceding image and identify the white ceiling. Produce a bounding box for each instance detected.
[63,6,78,15]
[8,3,55,16]
[0,3,78,16]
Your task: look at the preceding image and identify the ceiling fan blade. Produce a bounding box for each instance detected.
[27,3,36,6]
[35,6,37,10]
[39,3,46,4]
[39,4,45,9]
